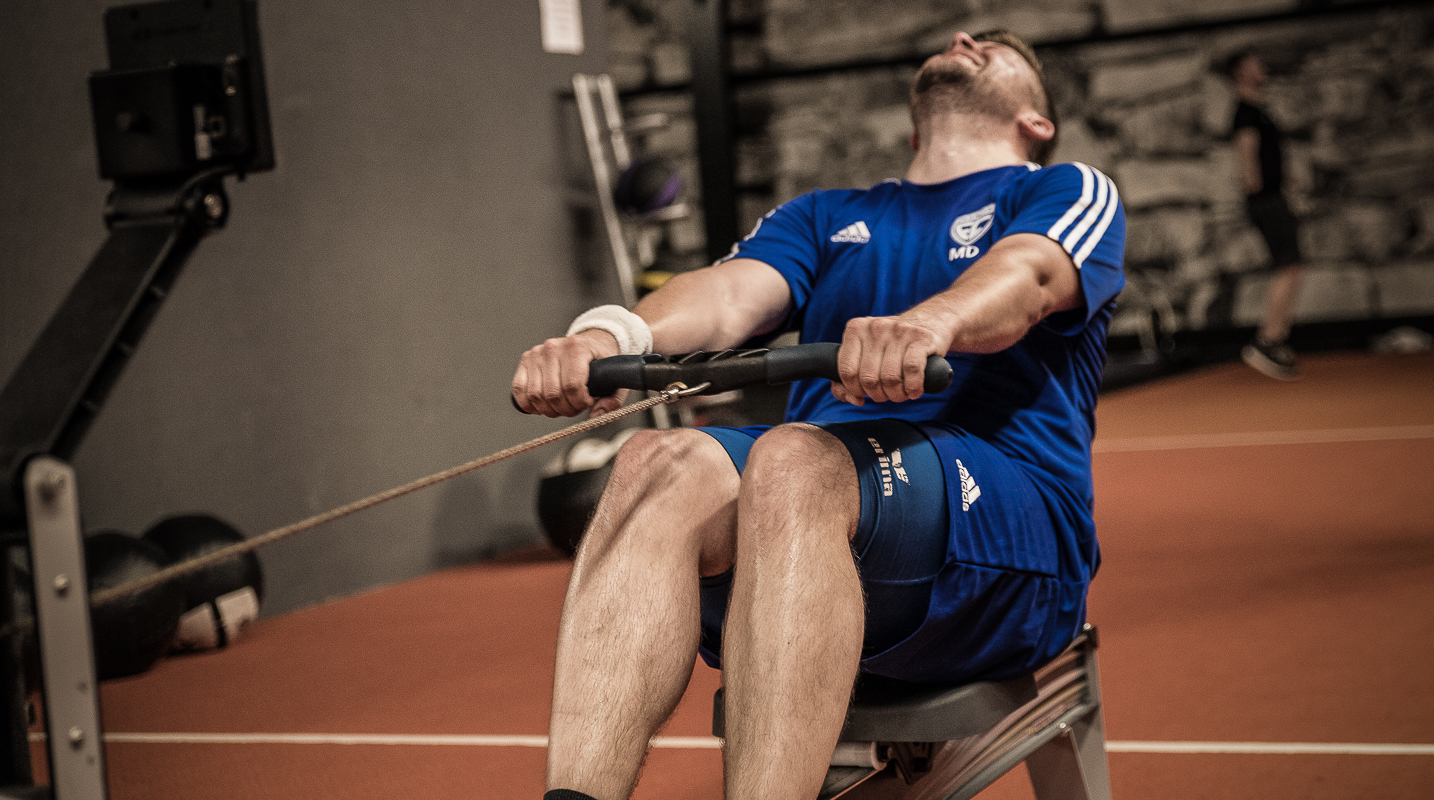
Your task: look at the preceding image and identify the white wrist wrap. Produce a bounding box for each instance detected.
[566,305,653,356]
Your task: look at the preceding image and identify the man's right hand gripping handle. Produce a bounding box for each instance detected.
[511,330,626,418]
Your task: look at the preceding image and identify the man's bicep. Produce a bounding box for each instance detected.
[1000,162,1126,331]
[707,257,796,340]
[641,257,795,352]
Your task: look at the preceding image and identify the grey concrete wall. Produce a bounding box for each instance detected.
[607,0,1434,341]
[0,0,616,614]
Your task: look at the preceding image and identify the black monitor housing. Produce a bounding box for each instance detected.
[89,0,274,183]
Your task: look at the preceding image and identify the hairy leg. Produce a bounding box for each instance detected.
[547,428,739,800]
[722,424,865,800]
[1259,263,1305,344]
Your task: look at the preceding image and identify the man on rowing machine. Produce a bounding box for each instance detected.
[512,29,1126,800]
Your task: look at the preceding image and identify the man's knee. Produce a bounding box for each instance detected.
[591,428,740,572]
[743,424,852,488]
[740,425,859,532]
[608,427,736,491]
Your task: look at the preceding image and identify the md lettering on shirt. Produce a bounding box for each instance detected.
[947,202,995,262]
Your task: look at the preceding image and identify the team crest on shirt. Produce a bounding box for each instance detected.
[948,203,995,260]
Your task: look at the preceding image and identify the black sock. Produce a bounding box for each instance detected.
[545,791,600,800]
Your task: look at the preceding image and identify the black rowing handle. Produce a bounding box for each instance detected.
[586,342,953,398]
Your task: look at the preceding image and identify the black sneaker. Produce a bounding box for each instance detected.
[1242,339,1300,380]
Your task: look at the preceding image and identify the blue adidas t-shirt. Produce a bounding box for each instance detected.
[725,162,1126,594]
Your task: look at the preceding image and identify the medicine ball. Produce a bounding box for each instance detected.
[84,530,185,680]
[142,514,263,651]
[613,156,683,214]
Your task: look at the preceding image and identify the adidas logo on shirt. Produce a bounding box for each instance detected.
[830,221,871,243]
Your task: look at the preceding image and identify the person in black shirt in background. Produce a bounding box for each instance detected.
[1228,51,1306,380]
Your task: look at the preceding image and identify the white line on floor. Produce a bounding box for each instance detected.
[31,732,720,749]
[38,732,1434,755]
[103,733,556,747]
[1093,424,1434,453]
[1106,741,1434,755]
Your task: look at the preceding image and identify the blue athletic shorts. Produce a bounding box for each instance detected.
[697,420,1074,683]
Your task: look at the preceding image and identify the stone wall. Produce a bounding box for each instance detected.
[607,0,1434,341]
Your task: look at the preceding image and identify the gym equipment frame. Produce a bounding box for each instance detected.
[0,1,273,796]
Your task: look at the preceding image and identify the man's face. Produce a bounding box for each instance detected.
[912,32,1040,120]
[1235,55,1268,91]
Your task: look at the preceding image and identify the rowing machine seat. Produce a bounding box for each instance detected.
[712,625,1112,800]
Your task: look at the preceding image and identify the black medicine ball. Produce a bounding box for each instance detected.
[536,463,614,557]
[143,514,263,651]
[84,530,185,680]
[613,156,683,214]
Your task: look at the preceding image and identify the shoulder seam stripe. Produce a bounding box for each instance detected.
[1073,176,1120,268]
[1062,170,1110,254]
[1046,163,1094,241]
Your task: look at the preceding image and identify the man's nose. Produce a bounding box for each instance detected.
[947,31,978,53]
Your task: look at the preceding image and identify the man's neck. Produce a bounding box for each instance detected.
[1237,84,1264,104]
[905,114,1029,184]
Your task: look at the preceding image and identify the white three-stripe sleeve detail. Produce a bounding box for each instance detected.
[1062,170,1109,253]
[1073,176,1120,268]
[721,214,768,260]
[1045,163,1094,241]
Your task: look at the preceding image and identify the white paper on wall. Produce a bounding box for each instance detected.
[539,0,584,55]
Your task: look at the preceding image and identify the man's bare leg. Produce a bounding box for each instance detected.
[722,424,865,800]
[547,429,740,799]
[1259,263,1304,344]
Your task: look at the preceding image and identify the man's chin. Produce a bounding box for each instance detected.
[913,62,974,96]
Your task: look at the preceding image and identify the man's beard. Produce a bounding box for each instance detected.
[911,58,1020,123]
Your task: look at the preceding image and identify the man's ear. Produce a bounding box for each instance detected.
[1017,111,1054,148]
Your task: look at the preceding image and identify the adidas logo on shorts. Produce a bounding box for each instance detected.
[956,459,981,511]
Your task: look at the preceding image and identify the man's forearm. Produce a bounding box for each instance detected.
[912,265,1048,355]
[903,233,1081,355]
